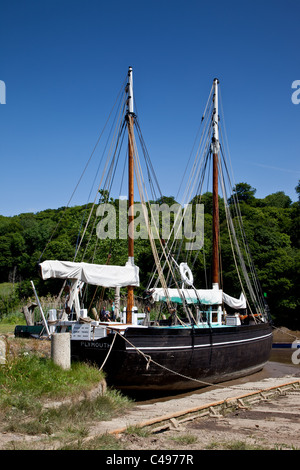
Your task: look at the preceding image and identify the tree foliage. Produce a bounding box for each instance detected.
[0,181,299,329]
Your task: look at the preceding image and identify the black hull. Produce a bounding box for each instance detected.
[71,323,273,391]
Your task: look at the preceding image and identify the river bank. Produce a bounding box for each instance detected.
[0,327,299,450]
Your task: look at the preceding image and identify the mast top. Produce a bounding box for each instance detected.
[127,66,134,115]
[211,78,219,155]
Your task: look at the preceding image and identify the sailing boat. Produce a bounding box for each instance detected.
[36,68,272,391]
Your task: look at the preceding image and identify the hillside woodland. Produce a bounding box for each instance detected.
[0,182,299,329]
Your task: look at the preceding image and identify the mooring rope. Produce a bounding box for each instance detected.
[98,332,117,371]
[272,325,300,343]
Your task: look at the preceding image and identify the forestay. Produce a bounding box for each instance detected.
[39,260,140,288]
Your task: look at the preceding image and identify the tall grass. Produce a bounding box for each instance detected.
[0,353,104,410]
[0,351,132,449]
[0,282,20,319]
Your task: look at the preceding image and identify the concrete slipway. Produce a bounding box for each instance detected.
[87,361,300,438]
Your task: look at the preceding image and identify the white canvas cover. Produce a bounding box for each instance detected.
[222,292,246,309]
[39,260,140,288]
[152,288,246,309]
[151,287,222,305]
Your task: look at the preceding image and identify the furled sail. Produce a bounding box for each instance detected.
[151,287,246,309]
[151,287,222,305]
[39,260,140,288]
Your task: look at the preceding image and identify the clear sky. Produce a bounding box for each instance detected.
[0,0,299,216]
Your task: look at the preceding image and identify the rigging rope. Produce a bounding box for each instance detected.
[39,74,128,262]
[148,81,269,323]
[73,93,127,262]
[148,95,214,292]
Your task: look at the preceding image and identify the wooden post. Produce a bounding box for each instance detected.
[0,336,6,364]
[22,303,37,326]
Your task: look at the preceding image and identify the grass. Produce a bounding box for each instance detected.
[0,309,135,450]
[170,434,198,445]
[125,425,152,437]
[0,283,21,318]
[59,433,125,451]
[0,323,17,335]
[0,343,133,450]
[0,354,104,407]
[205,440,271,450]
[4,388,130,438]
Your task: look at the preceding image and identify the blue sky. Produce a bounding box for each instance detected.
[0,0,299,216]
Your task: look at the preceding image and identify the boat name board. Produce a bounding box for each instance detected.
[79,340,111,349]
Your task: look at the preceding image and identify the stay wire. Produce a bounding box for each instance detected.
[39,74,128,262]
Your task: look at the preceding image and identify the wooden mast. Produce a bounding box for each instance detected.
[212,78,220,289]
[126,66,134,322]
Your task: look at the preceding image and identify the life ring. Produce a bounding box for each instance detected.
[179,262,194,286]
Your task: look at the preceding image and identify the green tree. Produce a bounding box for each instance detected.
[0,181,299,328]
[228,182,256,205]
[263,191,292,208]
